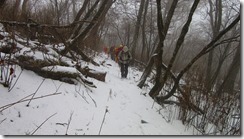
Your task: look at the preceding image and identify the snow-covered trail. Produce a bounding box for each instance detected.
[88,57,194,135]
[0,54,195,135]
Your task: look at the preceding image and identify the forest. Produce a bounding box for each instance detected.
[0,0,241,135]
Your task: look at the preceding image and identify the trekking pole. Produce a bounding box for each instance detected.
[98,107,109,135]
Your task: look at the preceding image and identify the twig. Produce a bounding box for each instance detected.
[52,81,63,93]
[107,89,112,101]
[0,93,34,112]
[76,90,89,104]
[56,123,68,126]
[74,83,90,104]
[31,113,57,135]
[191,124,205,135]
[26,78,46,107]
[0,92,61,113]
[86,91,97,107]
[55,82,63,93]
[8,68,24,92]
[0,118,7,125]
[27,66,55,106]
[151,97,156,109]
[65,111,74,135]
[98,107,109,135]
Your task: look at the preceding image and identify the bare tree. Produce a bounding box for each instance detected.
[61,0,115,66]
[140,0,150,62]
[138,0,179,88]
[216,42,240,96]
[156,14,240,102]
[130,0,146,60]
[149,0,200,98]
[204,0,223,92]
[20,0,30,21]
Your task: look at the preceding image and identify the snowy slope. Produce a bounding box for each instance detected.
[0,49,196,135]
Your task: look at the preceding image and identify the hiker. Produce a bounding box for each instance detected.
[114,44,123,63]
[103,46,109,58]
[118,46,132,78]
[110,45,115,61]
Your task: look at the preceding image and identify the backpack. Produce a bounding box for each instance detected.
[119,51,131,63]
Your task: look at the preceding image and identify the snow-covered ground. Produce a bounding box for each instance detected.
[0,49,198,135]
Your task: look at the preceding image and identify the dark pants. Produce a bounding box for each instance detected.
[111,53,115,61]
[120,63,129,78]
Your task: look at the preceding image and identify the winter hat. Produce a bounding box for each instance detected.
[123,46,129,52]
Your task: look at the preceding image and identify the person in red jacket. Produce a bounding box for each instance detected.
[114,45,123,63]
[109,45,115,61]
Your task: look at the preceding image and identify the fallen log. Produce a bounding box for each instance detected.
[75,65,106,82]
[16,55,97,87]
[156,96,204,115]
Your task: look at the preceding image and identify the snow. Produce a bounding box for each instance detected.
[0,48,198,135]
[42,66,78,74]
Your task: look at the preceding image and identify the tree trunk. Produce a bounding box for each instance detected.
[72,0,89,23]
[84,0,114,49]
[205,0,222,92]
[0,0,6,8]
[137,0,178,89]
[216,44,240,96]
[138,55,155,88]
[70,0,100,40]
[208,42,230,89]
[76,65,107,82]
[0,0,7,19]
[149,0,198,98]
[54,0,60,26]
[131,0,145,59]
[21,0,29,21]
[62,0,113,66]
[69,0,99,40]
[69,0,112,48]
[156,15,240,101]
[13,0,21,20]
[141,0,150,63]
